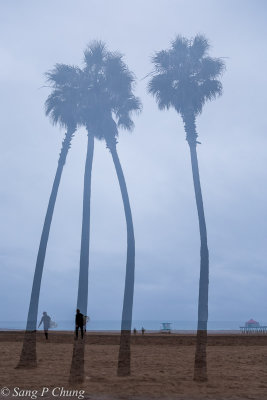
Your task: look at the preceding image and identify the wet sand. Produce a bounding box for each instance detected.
[1,331,267,399]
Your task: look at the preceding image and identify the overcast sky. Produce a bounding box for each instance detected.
[1,0,267,329]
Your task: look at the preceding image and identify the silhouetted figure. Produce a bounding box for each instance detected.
[141,327,145,336]
[133,328,137,335]
[75,309,84,339]
[38,311,51,340]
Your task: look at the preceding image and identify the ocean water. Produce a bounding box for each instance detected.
[0,320,252,332]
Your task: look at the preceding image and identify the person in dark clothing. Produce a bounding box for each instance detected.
[75,309,84,339]
[38,311,51,340]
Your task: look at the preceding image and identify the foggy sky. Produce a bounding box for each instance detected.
[1,0,267,328]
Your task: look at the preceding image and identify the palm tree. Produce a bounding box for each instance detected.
[148,35,225,381]
[68,124,94,383]
[104,117,139,377]
[17,65,81,368]
[84,44,141,377]
[74,43,140,333]
[69,42,141,379]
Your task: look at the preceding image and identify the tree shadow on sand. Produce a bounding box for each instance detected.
[69,335,86,384]
[193,329,207,381]
[16,331,37,369]
[117,330,131,376]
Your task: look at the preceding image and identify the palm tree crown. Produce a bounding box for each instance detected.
[80,41,141,141]
[45,41,141,140]
[45,64,82,130]
[148,34,225,120]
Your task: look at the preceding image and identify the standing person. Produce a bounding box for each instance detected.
[38,311,51,340]
[83,315,89,333]
[75,309,84,339]
[141,327,145,336]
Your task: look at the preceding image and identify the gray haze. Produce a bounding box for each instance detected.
[1,0,267,328]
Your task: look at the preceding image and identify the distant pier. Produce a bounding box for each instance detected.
[240,318,267,334]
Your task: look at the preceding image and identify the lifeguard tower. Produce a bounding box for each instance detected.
[160,322,171,333]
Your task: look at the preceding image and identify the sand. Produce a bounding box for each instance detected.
[1,331,267,400]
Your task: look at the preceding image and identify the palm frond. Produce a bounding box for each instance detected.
[172,35,189,54]
[45,63,81,129]
[152,50,171,72]
[45,64,81,87]
[201,79,223,101]
[105,54,135,99]
[190,35,210,60]
[148,73,174,110]
[117,114,134,131]
[148,34,225,118]
[198,57,225,80]
[83,40,107,69]
[114,95,141,131]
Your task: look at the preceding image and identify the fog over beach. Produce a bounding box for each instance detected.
[1,0,267,332]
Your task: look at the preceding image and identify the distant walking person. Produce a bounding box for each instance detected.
[83,315,89,333]
[141,326,145,336]
[38,311,51,340]
[75,309,84,339]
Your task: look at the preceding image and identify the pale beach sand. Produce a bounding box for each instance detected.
[1,331,267,400]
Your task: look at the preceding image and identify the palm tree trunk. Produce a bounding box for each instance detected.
[107,139,135,377]
[69,132,94,384]
[17,127,75,368]
[183,114,209,382]
[76,132,94,315]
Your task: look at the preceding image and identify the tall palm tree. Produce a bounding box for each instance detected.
[17,65,81,368]
[104,118,139,377]
[68,125,94,384]
[148,35,225,381]
[69,42,141,379]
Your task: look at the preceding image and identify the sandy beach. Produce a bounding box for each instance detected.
[0,331,267,399]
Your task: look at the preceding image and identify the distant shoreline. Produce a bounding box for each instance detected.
[0,328,243,334]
